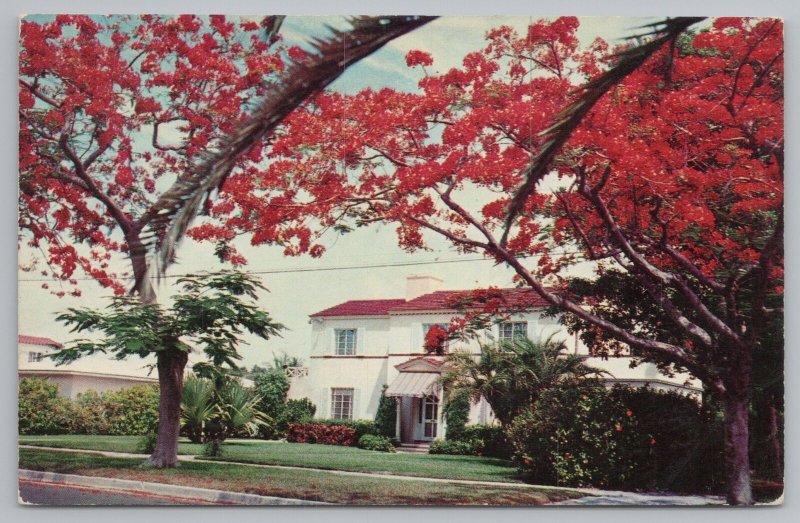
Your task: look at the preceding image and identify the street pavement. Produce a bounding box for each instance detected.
[19,479,217,505]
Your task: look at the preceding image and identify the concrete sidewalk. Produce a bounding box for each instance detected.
[19,469,330,506]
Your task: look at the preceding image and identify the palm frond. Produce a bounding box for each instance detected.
[144,16,436,283]
[500,17,705,246]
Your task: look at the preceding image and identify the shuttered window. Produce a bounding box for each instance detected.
[331,388,354,420]
[335,329,357,355]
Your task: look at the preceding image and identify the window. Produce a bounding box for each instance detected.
[499,321,527,341]
[27,352,44,363]
[331,388,354,420]
[335,329,357,355]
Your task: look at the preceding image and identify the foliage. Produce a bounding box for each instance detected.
[441,336,603,426]
[270,351,304,370]
[54,271,284,369]
[461,424,512,459]
[253,369,290,419]
[358,434,396,453]
[18,378,159,436]
[137,433,158,454]
[285,423,357,446]
[443,389,471,441]
[76,386,160,436]
[508,384,724,492]
[315,419,379,440]
[204,16,782,503]
[181,375,269,443]
[202,439,225,457]
[429,440,480,456]
[424,325,449,355]
[274,398,317,435]
[18,378,75,435]
[374,386,398,438]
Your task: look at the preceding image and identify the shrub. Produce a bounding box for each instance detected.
[358,434,396,453]
[285,423,357,446]
[374,386,398,438]
[508,384,724,492]
[443,389,471,441]
[462,424,512,459]
[74,385,160,436]
[202,439,224,457]
[274,398,316,435]
[429,439,479,455]
[137,432,158,454]
[18,379,160,436]
[316,419,378,440]
[253,369,290,418]
[253,369,290,438]
[18,378,75,435]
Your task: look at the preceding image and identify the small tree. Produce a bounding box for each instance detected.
[443,388,471,441]
[253,368,290,437]
[374,385,398,438]
[441,336,603,427]
[54,270,283,466]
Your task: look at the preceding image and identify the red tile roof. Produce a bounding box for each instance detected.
[18,335,63,348]
[390,288,548,312]
[310,299,407,317]
[309,288,548,317]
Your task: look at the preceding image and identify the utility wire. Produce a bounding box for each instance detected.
[19,249,586,283]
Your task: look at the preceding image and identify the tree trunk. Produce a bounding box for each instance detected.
[766,396,783,480]
[723,393,753,505]
[144,349,189,468]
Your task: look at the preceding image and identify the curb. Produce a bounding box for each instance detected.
[19,469,331,506]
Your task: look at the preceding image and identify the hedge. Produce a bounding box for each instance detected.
[508,384,724,493]
[19,378,159,436]
[285,423,357,446]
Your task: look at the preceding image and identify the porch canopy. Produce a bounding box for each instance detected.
[385,372,439,398]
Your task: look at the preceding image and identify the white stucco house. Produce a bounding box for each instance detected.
[18,334,158,399]
[287,275,701,444]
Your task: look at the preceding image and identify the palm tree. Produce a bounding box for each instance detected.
[181,375,269,443]
[440,336,605,427]
[180,376,219,444]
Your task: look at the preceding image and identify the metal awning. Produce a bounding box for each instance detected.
[385,372,440,398]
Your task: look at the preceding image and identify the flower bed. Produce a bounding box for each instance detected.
[286,422,357,446]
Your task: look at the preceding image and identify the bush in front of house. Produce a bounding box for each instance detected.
[18,378,75,435]
[358,434,396,453]
[253,369,290,438]
[461,424,512,459]
[428,439,480,455]
[286,423,357,446]
[443,388,471,441]
[315,419,378,440]
[374,386,398,438]
[508,384,724,492]
[274,398,316,435]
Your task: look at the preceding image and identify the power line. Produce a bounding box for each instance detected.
[18,249,585,283]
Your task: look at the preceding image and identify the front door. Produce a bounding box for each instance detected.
[421,395,439,440]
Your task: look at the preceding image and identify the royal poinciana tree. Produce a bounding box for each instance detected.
[18,14,434,467]
[192,18,782,503]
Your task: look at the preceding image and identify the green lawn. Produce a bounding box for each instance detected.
[20,435,522,483]
[19,448,582,505]
[19,435,204,455]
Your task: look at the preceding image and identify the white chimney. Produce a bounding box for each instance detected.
[406,275,443,301]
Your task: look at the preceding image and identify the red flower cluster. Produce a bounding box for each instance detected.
[285,423,357,446]
[423,325,449,354]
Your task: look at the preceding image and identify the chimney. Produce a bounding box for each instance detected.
[406,275,443,301]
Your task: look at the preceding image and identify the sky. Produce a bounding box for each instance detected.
[18,15,671,377]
